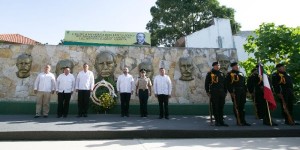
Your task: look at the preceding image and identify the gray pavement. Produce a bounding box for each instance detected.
[0,114,300,140]
[1,138,300,150]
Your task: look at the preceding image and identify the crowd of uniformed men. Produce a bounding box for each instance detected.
[205,62,299,127]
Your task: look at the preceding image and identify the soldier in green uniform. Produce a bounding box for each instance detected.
[226,62,251,126]
[272,64,299,125]
[205,62,228,126]
[247,66,278,126]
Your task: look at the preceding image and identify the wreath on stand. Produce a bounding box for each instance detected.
[90,79,117,113]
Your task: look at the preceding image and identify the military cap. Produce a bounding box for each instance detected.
[276,63,284,68]
[212,61,219,66]
[140,68,146,72]
[230,62,238,67]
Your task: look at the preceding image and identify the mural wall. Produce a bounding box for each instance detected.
[0,44,237,104]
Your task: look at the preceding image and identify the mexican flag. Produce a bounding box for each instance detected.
[258,64,277,110]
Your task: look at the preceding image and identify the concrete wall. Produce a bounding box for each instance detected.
[0,44,237,104]
[185,18,234,48]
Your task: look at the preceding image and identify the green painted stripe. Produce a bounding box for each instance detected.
[0,101,298,119]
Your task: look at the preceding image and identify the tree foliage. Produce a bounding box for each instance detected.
[241,23,300,100]
[146,0,241,47]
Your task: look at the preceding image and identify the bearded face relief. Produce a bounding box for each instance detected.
[179,56,194,81]
[217,54,230,73]
[16,53,32,78]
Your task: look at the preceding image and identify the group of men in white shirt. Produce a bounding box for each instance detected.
[34,63,172,119]
[117,67,172,119]
[34,63,94,118]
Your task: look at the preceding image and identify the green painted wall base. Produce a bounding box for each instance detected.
[0,101,299,120]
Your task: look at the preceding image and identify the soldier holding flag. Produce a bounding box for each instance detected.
[247,65,278,126]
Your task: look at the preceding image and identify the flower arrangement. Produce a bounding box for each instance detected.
[90,79,117,113]
[98,93,116,109]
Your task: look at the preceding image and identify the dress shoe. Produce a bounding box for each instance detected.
[34,116,40,118]
[83,114,88,117]
[284,121,297,125]
[215,123,221,126]
[158,116,163,119]
[263,122,278,126]
[242,122,251,126]
[77,114,82,118]
[165,117,169,120]
[220,123,229,127]
[43,116,48,118]
[57,115,62,118]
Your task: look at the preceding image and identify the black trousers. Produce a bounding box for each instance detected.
[254,90,271,123]
[78,90,90,116]
[280,88,295,122]
[57,92,71,117]
[120,93,131,116]
[138,89,149,117]
[232,88,247,124]
[157,94,169,118]
[210,89,226,124]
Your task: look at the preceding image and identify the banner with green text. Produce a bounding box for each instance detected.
[64,31,151,46]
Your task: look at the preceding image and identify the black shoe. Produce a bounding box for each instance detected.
[43,116,48,118]
[159,116,163,119]
[77,114,82,118]
[57,115,62,118]
[121,114,125,117]
[220,123,229,127]
[264,122,278,126]
[165,116,169,120]
[83,114,87,117]
[125,115,129,117]
[34,116,40,118]
[285,121,296,125]
[63,115,67,118]
[295,122,300,125]
[215,123,221,126]
[243,122,251,126]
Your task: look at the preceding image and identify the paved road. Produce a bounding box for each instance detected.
[1,138,299,150]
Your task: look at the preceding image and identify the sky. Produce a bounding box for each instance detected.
[0,0,299,45]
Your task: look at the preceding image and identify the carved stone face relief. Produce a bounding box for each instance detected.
[179,57,194,81]
[138,61,154,79]
[56,59,74,76]
[95,51,116,78]
[16,53,32,78]
[217,54,230,74]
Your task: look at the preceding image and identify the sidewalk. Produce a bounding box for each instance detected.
[0,114,299,140]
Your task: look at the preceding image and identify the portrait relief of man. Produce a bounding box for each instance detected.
[216,54,230,74]
[16,53,32,78]
[95,51,117,79]
[133,33,150,45]
[55,59,74,76]
[179,56,194,81]
[138,61,154,80]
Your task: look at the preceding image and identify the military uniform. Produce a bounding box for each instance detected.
[272,67,296,125]
[247,68,277,126]
[205,62,228,126]
[226,63,250,126]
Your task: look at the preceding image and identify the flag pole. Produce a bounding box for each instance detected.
[265,100,272,126]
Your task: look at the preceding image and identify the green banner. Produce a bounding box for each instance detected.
[64,31,151,46]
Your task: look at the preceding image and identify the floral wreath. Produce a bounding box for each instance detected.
[90,79,117,107]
